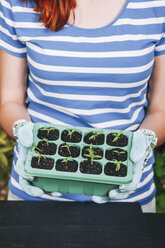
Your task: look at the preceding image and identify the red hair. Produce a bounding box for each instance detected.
[22,0,77,31]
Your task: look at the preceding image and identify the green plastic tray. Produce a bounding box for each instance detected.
[24,123,133,196]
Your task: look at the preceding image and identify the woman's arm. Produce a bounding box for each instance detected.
[139,54,165,146]
[0,50,31,139]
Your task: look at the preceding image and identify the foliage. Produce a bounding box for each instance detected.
[154,144,165,213]
[0,127,15,200]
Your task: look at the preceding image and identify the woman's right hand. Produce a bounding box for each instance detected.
[14,120,62,198]
[13,120,44,197]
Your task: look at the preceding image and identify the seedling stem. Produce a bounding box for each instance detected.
[84,144,102,165]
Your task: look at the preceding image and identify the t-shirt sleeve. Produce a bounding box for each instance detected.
[0,0,27,57]
[155,23,165,56]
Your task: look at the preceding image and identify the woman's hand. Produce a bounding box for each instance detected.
[13,120,44,197]
[109,129,157,200]
[92,129,157,203]
[14,120,63,198]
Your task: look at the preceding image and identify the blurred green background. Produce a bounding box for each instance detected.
[0,126,164,212]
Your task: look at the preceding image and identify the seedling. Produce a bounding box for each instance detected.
[35,150,46,163]
[61,144,73,155]
[113,150,125,156]
[112,131,123,143]
[89,130,103,140]
[31,141,41,153]
[31,138,49,155]
[42,138,49,146]
[40,127,56,135]
[84,143,102,165]
[113,159,122,171]
[67,128,77,139]
[62,156,72,164]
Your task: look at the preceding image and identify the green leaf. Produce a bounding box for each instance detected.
[0,146,14,153]
[112,131,122,142]
[0,130,7,139]
[84,154,90,158]
[94,155,102,159]
[116,163,121,171]
[62,156,72,163]
[0,153,8,168]
[0,138,7,145]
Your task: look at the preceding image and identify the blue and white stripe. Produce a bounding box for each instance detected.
[0,0,165,204]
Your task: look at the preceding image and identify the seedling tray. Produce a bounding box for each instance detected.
[24,123,133,196]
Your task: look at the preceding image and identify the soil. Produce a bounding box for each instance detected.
[83,132,104,145]
[82,146,103,160]
[56,159,78,172]
[104,162,127,177]
[35,141,57,155]
[58,143,80,157]
[31,156,54,169]
[37,128,59,141]
[80,160,102,175]
[61,130,82,143]
[106,133,128,147]
[105,148,127,161]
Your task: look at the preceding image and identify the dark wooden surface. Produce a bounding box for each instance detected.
[0,201,163,248]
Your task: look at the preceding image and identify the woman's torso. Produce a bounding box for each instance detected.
[1,0,165,202]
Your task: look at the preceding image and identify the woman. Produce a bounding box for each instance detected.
[0,0,165,212]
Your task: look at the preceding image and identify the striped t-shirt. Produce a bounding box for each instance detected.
[0,0,165,204]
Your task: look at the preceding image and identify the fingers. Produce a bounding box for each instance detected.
[16,144,34,181]
[130,131,147,163]
[50,192,62,197]
[18,122,34,148]
[109,188,132,200]
[91,195,109,204]
[19,177,44,197]
[119,159,144,192]
[15,164,34,181]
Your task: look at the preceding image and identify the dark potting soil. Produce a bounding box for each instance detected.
[80,160,102,175]
[37,128,59,141]
[58,143,80,157]
[106,133,128,147]
[61,130,82,143]
[35,141,57,155]
[31,157,54,170]
[56,159,78,172]
[82,146,103,160]
[104,162,127,177]
[83,132,104,145]
[105,148,127,161]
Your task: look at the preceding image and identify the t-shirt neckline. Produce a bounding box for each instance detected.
[66,0,131,32]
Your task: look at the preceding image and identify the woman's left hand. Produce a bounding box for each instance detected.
[92,129,157,203]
